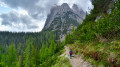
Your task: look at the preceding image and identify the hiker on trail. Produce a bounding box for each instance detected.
[69,49,73,59]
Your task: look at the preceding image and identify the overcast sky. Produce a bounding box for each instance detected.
[0,0,93,32]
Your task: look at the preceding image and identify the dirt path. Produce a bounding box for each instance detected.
[61,46,93,67]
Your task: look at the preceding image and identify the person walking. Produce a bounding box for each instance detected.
[69,49,73,59]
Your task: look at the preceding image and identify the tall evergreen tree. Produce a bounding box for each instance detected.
[31,41,40,67]
[23,42,31,67]
[49,40,56,56]
[7,44,17,67]
[0,47,3,67]
[16,55,22,67]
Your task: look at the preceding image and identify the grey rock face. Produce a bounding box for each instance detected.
[72,4,86,19]
[43,3,86,41]
[95,15,103,22]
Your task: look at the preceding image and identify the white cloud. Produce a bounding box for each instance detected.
[32,19,45,32]
[0,18,2,22]
[0,1,8,7]
[0,0,93,32]
[58,0,77,7]
[58,0,93,12]
[0,9,46,32]
[18,8,28,15]
[0,24,11,31]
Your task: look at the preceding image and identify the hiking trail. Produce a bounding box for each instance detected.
[61,46,93,67]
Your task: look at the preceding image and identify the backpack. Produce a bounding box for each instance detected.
[70,51,72,55]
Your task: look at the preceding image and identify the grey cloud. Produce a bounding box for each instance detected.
[0,0,60,31]
[1,0,92,19]
[0,11,39,29]
[1,0,59,20]
[2,0,39,8]
[0,12,19,25]
[77,0,93,12]
[28,25,39,29]
[0,0,92,32]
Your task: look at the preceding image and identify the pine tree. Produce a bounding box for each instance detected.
[49,40,56,56]
[1,45,8,67]
[0,47,3,67]
[23,42,31,67]
[16,55,22,67]
[31,41,40,67]
[39,44,49,63]
[7,44,17,67]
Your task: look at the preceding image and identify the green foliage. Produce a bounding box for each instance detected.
[65,0,120,43]
[31,41,40,67]
[91,0,112,14]
[65,27,75,44]
[49,40,56,55]
[65,34,74,44]
[39,54,58,67]
[7,44,17,67]
[1,0,119,67]
[39,40,64,65]
[0,47,3,67]
[0,31,58,49]
[0,29,64,67]
[65,0,120,66]
[69,40,120,67]
[23,39,33,67]
[16,55,22,67]
[52,56,71,67]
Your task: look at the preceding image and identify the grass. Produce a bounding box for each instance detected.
[67,40,120,67]
[52,56,71,67]
[52,46,71,67]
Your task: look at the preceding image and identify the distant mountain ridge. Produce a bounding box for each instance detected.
[43,3,86,41]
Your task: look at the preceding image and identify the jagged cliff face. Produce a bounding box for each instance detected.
[43,3,86,41]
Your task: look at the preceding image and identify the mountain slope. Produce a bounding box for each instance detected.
[65,0,120,66]
[61,46,92,67]
[43,3,86,41]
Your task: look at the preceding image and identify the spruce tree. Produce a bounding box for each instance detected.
[31,41,40,67]
[7,44,17,67]
[23,43,31,67]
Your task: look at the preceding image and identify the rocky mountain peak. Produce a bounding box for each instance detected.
[61,3,70,8]
[43,3,86,41]
[72,4,86,19]
[50,3,71,13]
[72,4,79,11]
